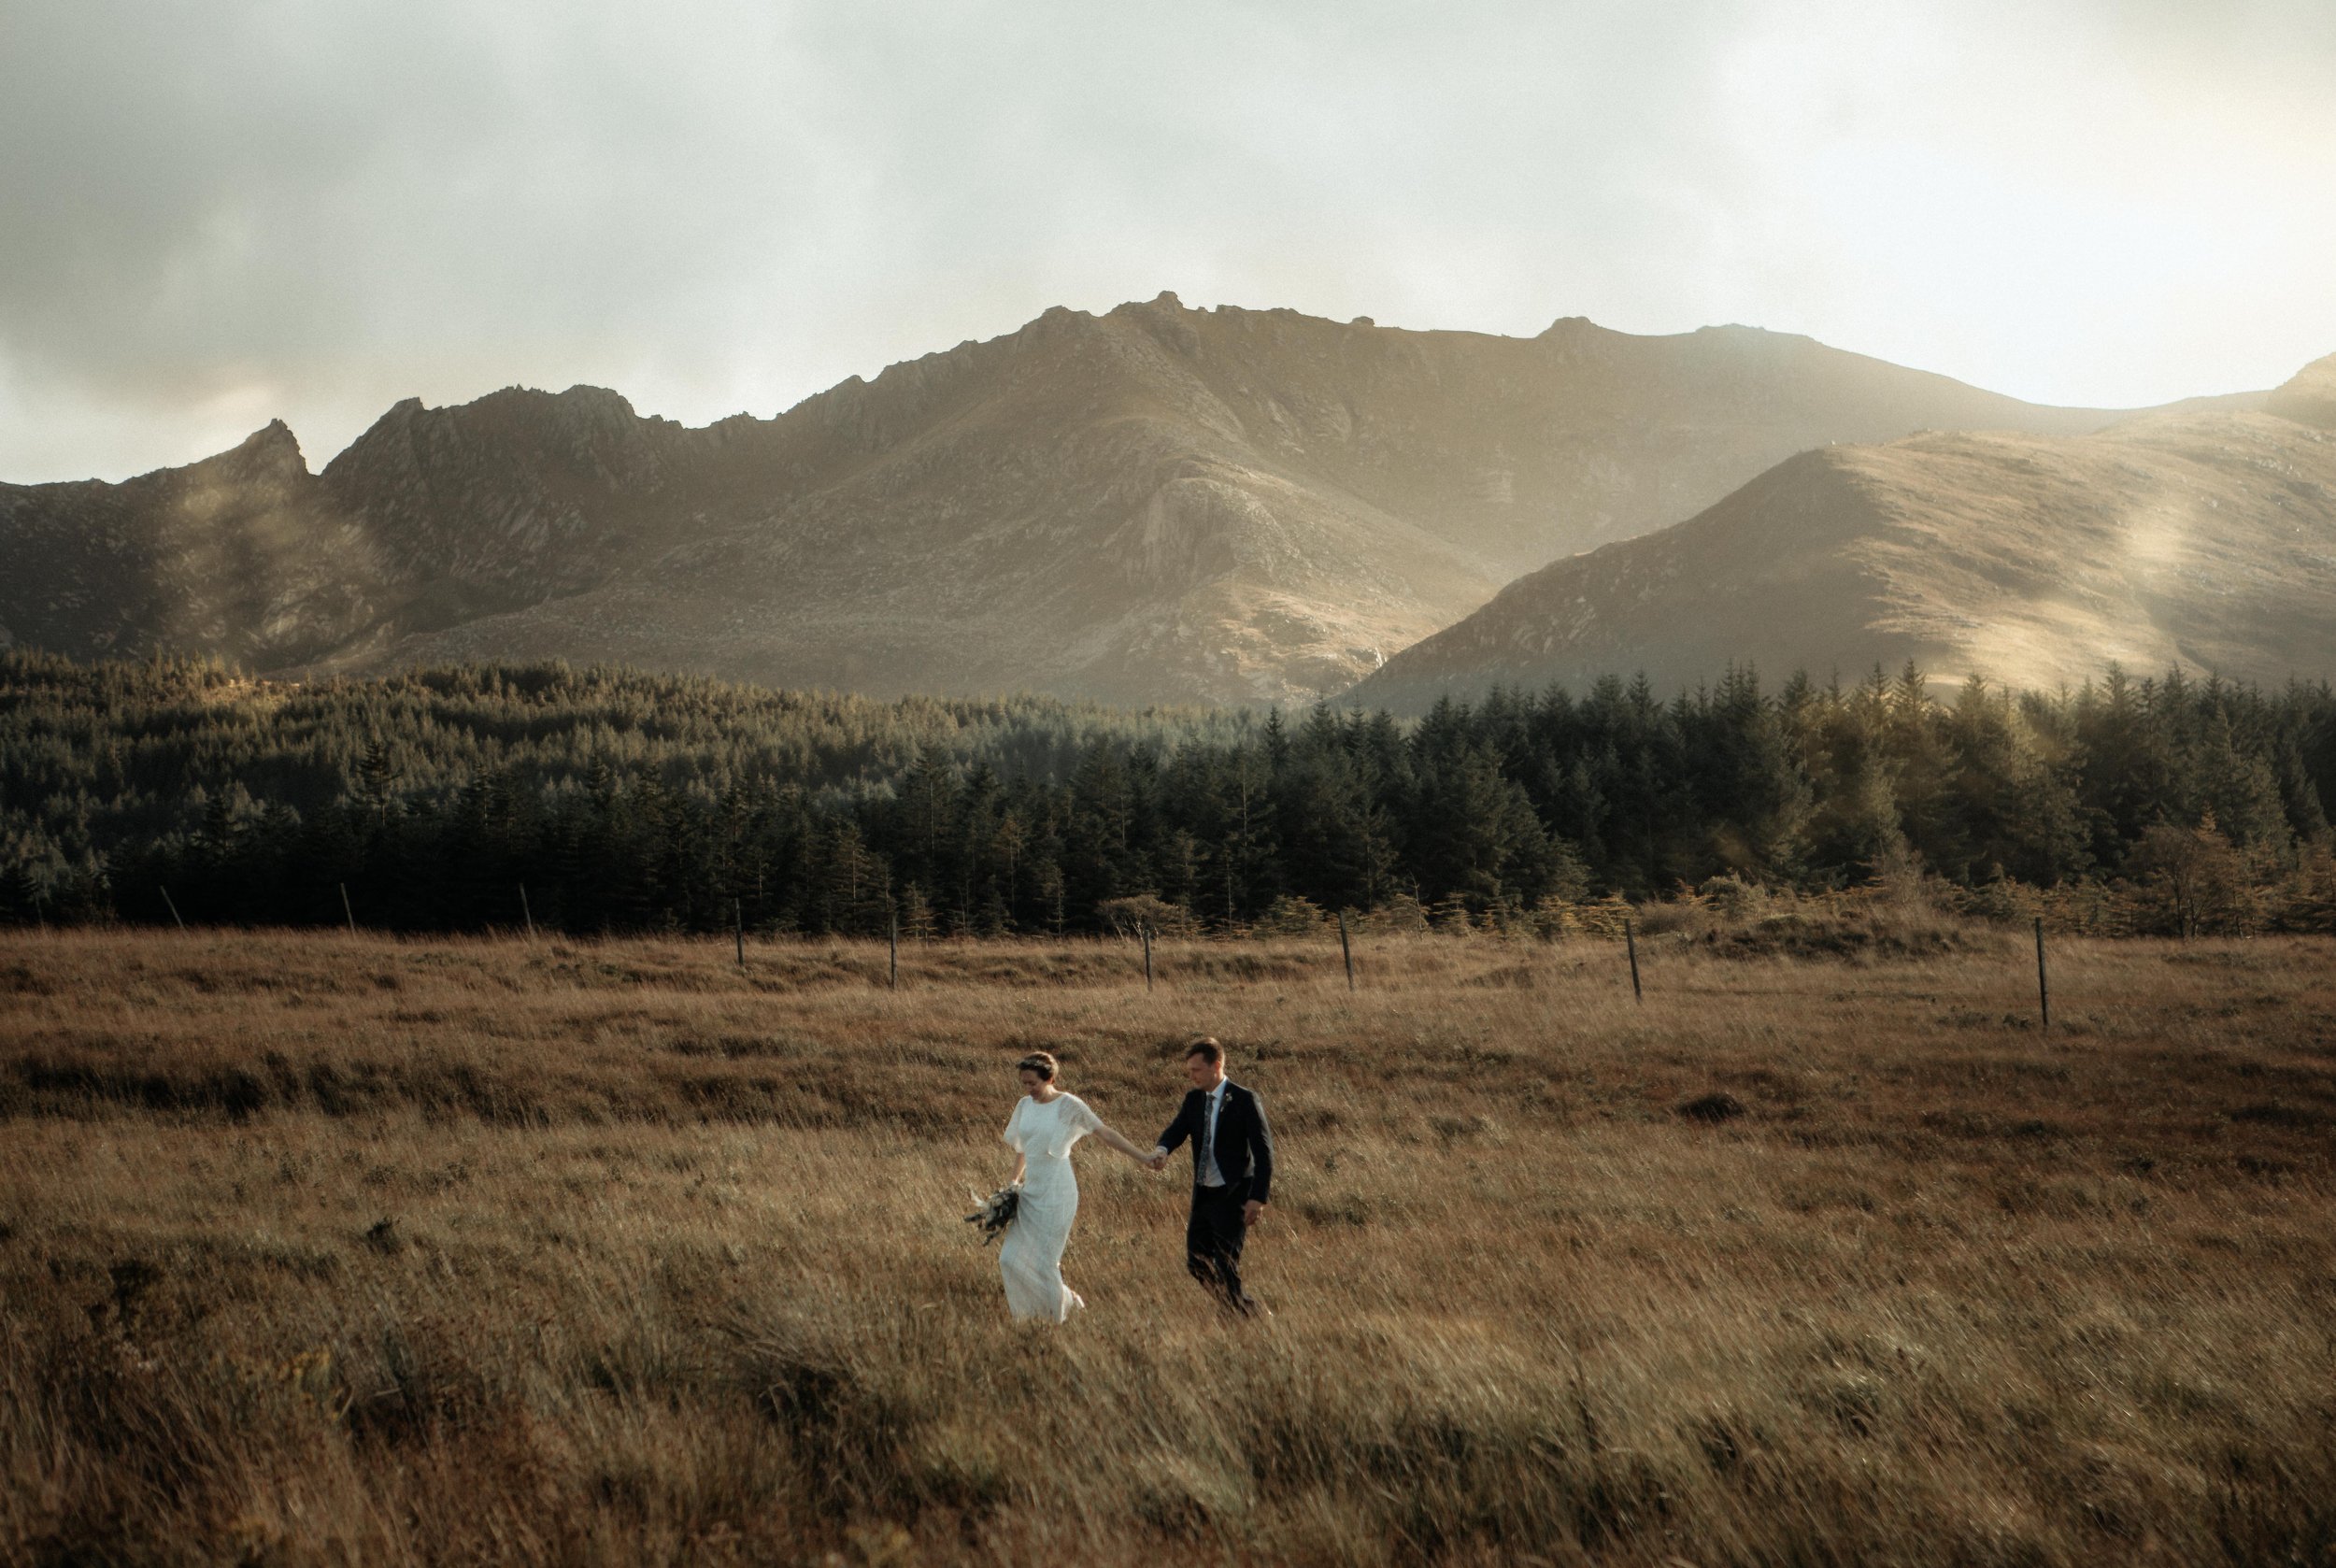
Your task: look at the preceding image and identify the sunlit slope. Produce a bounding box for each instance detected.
[2267,349,2336,429]
[1350,355,2336,708]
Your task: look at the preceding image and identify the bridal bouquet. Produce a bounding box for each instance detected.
[964,1184,1019,1245]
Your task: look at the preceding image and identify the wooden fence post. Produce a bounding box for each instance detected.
[1141,921,1154,992]
[2034,916,2049,1033]
[1337,908,1356,991]
[158,886,187,933]
[1625,918,1643,1004]
[889,912,899,990]
[735,898,746,968]
[520,883,535,940]
[340,883,358,937]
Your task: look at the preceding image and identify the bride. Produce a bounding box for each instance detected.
[997,1050,1155,1321]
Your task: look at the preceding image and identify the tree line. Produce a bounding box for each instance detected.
[4,649,2332,937]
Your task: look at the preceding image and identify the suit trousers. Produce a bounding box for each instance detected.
[1186,1179,1257,1314]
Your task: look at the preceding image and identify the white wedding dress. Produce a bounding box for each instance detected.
[999,1091,1104,1321]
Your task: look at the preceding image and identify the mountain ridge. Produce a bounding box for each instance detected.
[0,296,2245,705]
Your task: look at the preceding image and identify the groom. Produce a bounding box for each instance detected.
[1147,1036,1275,1316]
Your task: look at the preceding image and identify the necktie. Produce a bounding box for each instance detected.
[1200,1089,1217,1179]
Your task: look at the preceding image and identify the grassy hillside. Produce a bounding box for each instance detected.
[1355,363,2336,709]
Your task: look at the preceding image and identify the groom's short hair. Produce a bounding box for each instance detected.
[1185,1037,1223,1065]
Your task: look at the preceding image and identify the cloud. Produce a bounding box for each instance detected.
[2,0,2331,481]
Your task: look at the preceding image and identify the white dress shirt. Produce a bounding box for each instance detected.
[1199,1079,1229,1187]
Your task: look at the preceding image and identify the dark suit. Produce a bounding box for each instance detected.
[1157,1079,1275,1313]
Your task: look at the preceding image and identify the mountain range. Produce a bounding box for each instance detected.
[0,295,2189,706]
[1351,352,2336,710]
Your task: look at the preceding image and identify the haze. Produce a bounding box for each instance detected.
[3,0,2331,484]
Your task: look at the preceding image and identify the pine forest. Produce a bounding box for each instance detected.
[5,650,2334,939]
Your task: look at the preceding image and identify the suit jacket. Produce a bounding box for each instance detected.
[1158,1080,1274,1204]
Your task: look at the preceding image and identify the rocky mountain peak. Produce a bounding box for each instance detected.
[212,419,310,480]
[1020,304,1102,347]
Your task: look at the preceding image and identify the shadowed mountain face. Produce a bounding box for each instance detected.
[1349,354,2336,712]
[3,296,2148,705]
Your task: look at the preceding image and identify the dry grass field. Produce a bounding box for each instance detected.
[3,919,2334,1566]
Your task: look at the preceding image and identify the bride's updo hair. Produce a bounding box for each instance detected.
[1015,1050,1059,1081]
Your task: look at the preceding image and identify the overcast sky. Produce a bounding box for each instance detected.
[3,0,2332,483]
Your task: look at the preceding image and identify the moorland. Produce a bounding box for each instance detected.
[5,917,2332,1565]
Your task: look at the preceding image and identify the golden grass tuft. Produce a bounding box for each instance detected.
[3,924,2333,1564]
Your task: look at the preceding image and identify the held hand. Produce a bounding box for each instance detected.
[1145,1147,1169,1172]
[1242,1199,1265,1227]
